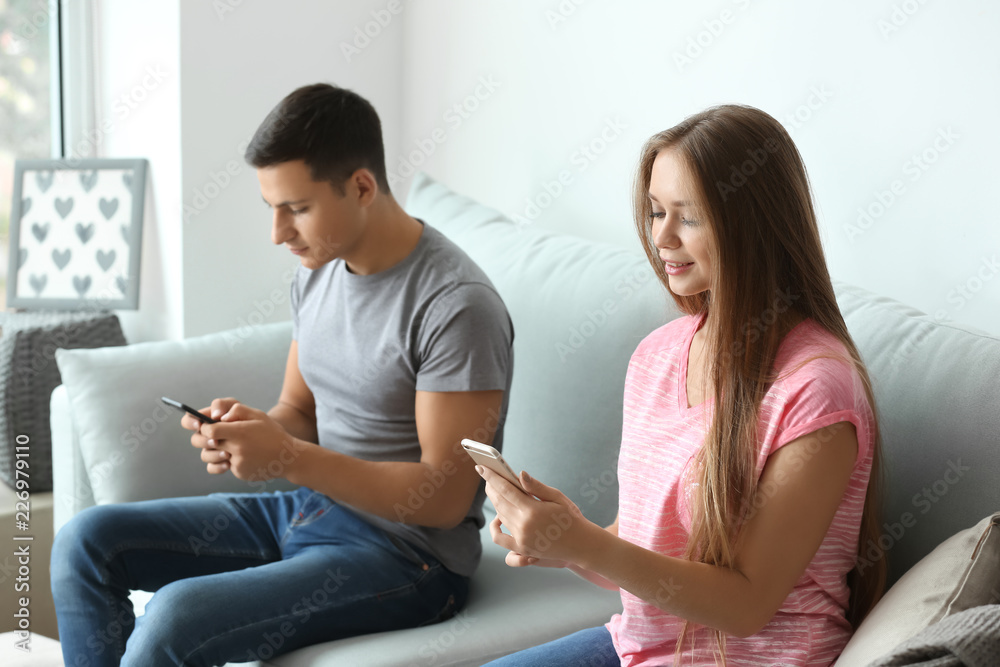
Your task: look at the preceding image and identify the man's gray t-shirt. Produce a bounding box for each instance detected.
[290,220,514,577]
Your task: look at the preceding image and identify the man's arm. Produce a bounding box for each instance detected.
[282,389,504,530]
[267,339,319,444]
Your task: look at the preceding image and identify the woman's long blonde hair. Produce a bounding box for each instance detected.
[632,104,887,665]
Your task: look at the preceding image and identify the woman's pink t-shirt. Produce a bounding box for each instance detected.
[605,312,875,666]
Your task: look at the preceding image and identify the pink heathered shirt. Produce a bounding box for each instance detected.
[606,311,875,667]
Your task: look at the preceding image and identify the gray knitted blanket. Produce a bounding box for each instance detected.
[867,604,1000,667]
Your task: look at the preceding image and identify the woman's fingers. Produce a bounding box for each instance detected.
[489,515,522,553]
[505,551,535,568]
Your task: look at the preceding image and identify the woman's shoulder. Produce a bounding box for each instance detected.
[773,318,859,389]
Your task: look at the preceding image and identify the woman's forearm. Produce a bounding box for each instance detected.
[573,524,759,638]
[566,563,620,590]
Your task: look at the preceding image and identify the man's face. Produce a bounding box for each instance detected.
[257,159,362,270]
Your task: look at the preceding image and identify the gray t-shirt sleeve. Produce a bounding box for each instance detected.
[415,282,513,392]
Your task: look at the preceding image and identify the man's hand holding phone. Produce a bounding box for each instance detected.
[168,396,308,480]
[165,396,242,474]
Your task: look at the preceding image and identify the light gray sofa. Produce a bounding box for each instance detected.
[49,172,1000,666]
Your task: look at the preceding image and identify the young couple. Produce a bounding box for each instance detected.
[51,83,885,667]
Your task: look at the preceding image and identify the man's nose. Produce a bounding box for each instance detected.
[271,211,293,245]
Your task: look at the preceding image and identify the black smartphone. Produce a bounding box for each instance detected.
[161,396,218,424]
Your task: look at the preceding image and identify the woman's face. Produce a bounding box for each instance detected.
[648,150,713,297]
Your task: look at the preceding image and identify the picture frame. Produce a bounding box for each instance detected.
[6,158,147,311]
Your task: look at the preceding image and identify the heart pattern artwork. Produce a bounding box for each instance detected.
[52,248,72,270]
[80,170,99,192]
[75,222,95,244]
[55,197,74,219]
[99,198,119,220]
[96,249,116,271]
[13,166,141,304]
[31,222,50,243]
[35,171,54,192]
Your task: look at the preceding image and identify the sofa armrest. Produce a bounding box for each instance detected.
[51,383,90,534]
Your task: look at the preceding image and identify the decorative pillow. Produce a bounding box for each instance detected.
[0,310,126,491]
[53,320,298,506]
[834,511,1000,666]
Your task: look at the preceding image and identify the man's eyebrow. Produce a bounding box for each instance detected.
[261,196,309,207]
[648,193,691,207]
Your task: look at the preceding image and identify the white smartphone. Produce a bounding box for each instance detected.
[461,438,525,492]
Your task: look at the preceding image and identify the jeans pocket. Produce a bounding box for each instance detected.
[422,593,457,627]
[288,491,335,529]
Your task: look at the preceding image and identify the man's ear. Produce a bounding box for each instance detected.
[347,168,379,207]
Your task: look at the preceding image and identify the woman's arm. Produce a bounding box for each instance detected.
[480,421,858,638]
[566,515,620,590]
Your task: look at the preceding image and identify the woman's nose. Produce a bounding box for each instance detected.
[653,220,679,249]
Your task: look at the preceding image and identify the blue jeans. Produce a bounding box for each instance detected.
[483,626,620,666]
[51,486,469,666]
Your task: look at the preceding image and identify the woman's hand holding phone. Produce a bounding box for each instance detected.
[475,456,595,568]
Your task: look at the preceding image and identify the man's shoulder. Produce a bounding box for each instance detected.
[413,223,504,302]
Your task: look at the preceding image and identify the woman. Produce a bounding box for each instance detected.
[478,104,887,666]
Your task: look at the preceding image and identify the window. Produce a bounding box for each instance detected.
[0,0,62,309]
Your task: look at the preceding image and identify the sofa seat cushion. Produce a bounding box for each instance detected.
[267,532,623,667]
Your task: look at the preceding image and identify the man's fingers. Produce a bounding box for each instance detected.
[201,448,231,464]
[210,398,240,420]
[206,461,230,475]
[190,432,218,449]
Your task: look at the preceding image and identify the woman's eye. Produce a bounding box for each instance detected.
[291,208,307,216]
[649,211,665,220]
[682,217,698,226]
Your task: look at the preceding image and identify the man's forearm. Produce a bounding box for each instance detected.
[283,442,470,529]
[267,402,318,444]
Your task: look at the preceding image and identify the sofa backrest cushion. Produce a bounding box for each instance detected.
[832,280,1000,586]
[406,172,679,527]
[407,172,1000,586]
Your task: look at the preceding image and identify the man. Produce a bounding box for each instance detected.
[50,83,514,666]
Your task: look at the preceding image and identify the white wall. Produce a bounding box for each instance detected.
[90,0,405,340]
[177,0,405,338]
[91,0,181,342]
[91,0,999,338]
[397,0,1000,336]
